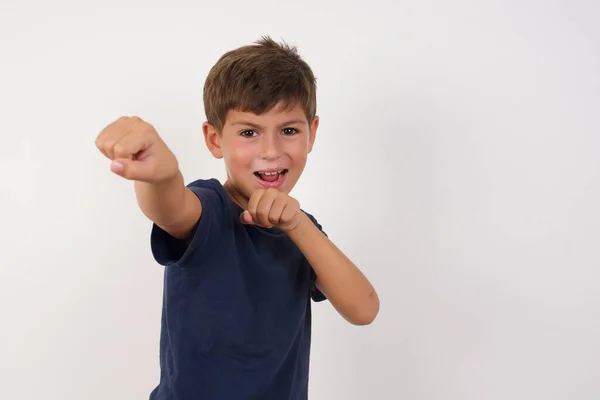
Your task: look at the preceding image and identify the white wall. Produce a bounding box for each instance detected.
[1,1,599,399]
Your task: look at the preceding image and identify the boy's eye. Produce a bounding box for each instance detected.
[240,130,257,137]
[282,128,298,135]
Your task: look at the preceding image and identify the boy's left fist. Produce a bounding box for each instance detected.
[241,188,303,232]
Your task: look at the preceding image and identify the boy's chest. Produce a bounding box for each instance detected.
[182,232,311,312]
[175,235,312,354]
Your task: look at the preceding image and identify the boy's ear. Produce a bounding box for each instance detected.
[203,122,223,159]
[308,115,319,153]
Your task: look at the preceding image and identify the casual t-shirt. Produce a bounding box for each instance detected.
[148,178,327,400]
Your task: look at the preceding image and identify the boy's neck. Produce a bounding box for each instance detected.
[223,179,249,210]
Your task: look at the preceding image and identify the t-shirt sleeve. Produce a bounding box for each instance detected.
[150,179,229,267]
[304,212,328,302]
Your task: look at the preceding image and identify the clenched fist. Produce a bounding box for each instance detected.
[240,189,303,232]
[95,116,179,183]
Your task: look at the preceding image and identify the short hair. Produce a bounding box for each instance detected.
[203,36,317,132]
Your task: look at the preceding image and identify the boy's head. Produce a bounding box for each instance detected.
[202,36,319,203]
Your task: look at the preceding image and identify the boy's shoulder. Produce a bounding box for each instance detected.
[186,177,230,203]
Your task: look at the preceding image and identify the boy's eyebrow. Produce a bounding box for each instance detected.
[279,119,307,126]
[231,119,307,129]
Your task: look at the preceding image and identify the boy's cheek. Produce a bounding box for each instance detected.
[231,145,257,164]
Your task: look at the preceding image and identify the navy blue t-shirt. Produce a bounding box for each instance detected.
[148,178,327,400]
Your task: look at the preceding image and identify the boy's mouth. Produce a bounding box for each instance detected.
[254,169,288,183]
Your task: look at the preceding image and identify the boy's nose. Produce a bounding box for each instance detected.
[260,134,281,160]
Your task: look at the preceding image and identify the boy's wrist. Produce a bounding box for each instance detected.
[154,168,183,187]
[136,169,182,191]
[284,212,314,238]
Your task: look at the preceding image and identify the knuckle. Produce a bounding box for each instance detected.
[102,142,114,155]
[103,138,115,149]
[113,144,126,157]
[257,209,268,220]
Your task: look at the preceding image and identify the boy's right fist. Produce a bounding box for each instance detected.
[95,116,179,183]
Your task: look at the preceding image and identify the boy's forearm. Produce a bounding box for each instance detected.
[287,213,379,325]
[134,171,196,235]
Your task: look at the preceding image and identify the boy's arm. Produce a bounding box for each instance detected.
[287,213,379,326]
[134,171,202,240]
[240,188,379,326]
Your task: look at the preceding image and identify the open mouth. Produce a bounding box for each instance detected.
[254,169,288,183]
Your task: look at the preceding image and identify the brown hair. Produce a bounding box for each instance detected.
[203,36,317,132]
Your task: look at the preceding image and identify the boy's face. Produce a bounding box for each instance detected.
[203,102,318,203]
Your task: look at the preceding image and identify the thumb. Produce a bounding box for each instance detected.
[240,210,254,225]
[110,159,147,181]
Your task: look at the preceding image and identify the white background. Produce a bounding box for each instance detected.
[1,1,599,399]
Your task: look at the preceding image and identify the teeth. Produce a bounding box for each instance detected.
[260,170,283,176]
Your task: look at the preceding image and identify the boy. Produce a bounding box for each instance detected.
[95,36,379,399]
